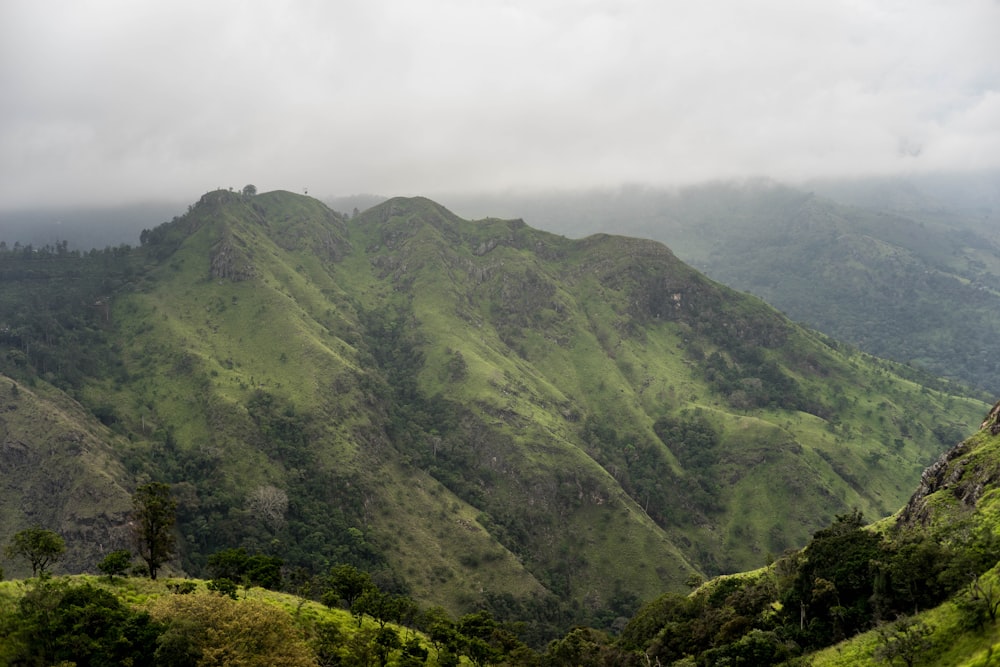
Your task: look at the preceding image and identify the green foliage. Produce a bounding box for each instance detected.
[0,574,451,667]
[400,636,429,665]
[97,549,133,580]
[456,610,529,667]
[207,577,239,599]
[324,563,375,609]
[544,626,640,666]
[207,547,283,590]
[320,562,421,641]
[132,482,178,580]
[0,189,990,645]
[874,616,935,667]
[0,581,161,666]
[611,485,1000,666]
[784,510,884,646]
[373,626,401,666]
[0,243,136,390]
[168,580,198,595]
[150,590,317,666]
[4,526,66,577]
[485,182,1000,395]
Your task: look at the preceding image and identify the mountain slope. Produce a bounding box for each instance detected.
[0,189,987,630]
[441,180,1000,394]
[0,374,133,576]
[611,406,1000,666]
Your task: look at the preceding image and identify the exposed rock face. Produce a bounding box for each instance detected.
[898,401,1000,527]
[0,377,133,576]
[210,239,256,281]
[982,400,1000,435]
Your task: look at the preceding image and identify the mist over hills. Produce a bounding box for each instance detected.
[0,201,186,250]
[438,171,1000,395]
[5,172,997,401]
[0,188,987,640]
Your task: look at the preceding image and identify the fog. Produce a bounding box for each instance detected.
[2,1,999,209]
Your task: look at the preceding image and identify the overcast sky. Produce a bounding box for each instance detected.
[2,0,998,208]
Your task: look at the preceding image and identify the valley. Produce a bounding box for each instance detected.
[0,189,986,637]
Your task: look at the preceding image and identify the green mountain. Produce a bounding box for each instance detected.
[0,374,133,572]
[610,404,1000,666]
[440,178,1000,395]
[0,189,987,633]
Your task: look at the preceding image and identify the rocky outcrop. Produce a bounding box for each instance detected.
[981,400,1000,435]
[897,402,1000,527]
[210,237,256,281]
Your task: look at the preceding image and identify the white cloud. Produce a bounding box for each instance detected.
[1,0,998,206]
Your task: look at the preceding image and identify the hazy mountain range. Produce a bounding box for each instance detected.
[0,189,987,633]
[6,171,996,397]
[437,170,1000,395]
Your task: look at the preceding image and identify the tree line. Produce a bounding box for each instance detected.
[5,470,1000,664]
[0,482,542,665]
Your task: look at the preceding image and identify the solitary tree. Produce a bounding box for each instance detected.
[875,616,934,667]
[5,527,66,576]
[97,549,133,580]
[242,184,257,198]
[131,482,177,579]
[246,484,289,531]
[323,563,375,609]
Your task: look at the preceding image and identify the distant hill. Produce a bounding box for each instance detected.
[0,189,986,637]
[0,201,186,250]
[439,173,1000,395]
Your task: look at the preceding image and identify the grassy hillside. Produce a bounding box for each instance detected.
[441,181,1000,395]
[612,408,1000,665]
[0,574,446,665]
[0,374,133,576]
[0,189,988,637]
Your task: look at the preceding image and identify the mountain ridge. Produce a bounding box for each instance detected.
[438,180,1000,394]
[0,189,987,633]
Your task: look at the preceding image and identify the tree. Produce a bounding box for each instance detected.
[374,626,402,667]
[785,510,883,644]
[456,610,523,667]
[207,547,250,581]
[98,549,133,580]
[968,572,1000,624]
[205,549,283,593]
[207,577,239,599]
[874,617,934,667]
[352,588,416,630]
[242,184,257,197]
[7,581,160,665]
[150,592,316,666]
[246,484,289,531]
[323,563,375,609]
[5,526,65,577]
[545,626,636,667]
[245,554,283,590]
[131,482,177,580]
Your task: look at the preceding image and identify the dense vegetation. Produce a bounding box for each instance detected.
[0,189,990,654]
[6,423,1000,667]
[441,180,1000,395]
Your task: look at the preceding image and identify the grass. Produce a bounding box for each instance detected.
[0,189,989,628]
[806,571,1000,666]
[0,573,448,664]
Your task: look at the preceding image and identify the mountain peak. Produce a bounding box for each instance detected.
[0,189,988,631]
